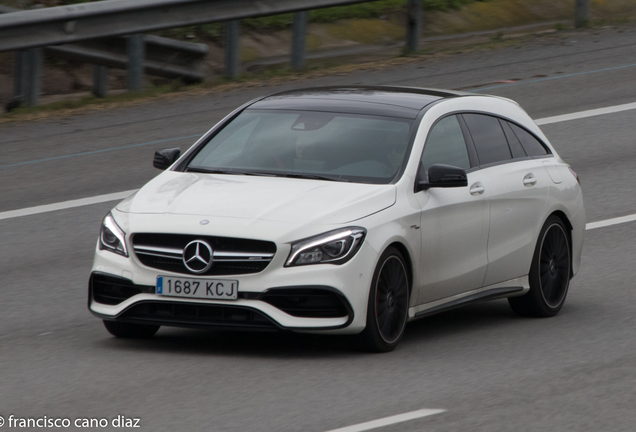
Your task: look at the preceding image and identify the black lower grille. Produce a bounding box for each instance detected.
[260,287,350,318]
[91,273,153,305]
[120,302,278,330]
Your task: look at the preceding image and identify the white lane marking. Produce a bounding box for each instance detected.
[0,189,137,221]
[325,409,446,432]
[586,214,636,230]
[535,102,636,125]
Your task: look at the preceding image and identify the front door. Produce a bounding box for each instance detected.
[414,115,491,304]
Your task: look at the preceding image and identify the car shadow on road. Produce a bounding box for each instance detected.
[403,299,519,340]
[95,299,529,358]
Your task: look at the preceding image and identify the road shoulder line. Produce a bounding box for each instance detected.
[586,214,636,230]
[325,408,446,432]
[0,190,137,221]
[535,102,636,125]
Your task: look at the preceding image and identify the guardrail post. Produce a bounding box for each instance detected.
[291,11,308,70]
[13,48,43,106]
[13,51,24,105]
[224,20,240,80]
[575,0,590,28]
[93,65,108,98]
[406,0,422,53]
[127,34,145,91]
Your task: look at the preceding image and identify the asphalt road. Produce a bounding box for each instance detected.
[1,24,636,432]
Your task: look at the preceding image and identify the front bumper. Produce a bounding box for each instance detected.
[89,240,379,334]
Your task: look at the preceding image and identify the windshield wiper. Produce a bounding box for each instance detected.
[276,173,350,182]
[187,167,238,174]
[187,167,349,182]
[187,167,278,177]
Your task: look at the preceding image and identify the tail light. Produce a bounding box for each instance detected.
[568,167,580,184]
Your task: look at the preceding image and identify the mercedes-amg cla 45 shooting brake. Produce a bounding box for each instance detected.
[89,86,585,352]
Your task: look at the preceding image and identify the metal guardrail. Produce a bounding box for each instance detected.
[51,35,208,83]
[1,0,590,107]
[2,4,208,106]
[0,0,374,52]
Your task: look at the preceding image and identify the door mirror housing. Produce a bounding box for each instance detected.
[416,164,468,192]
[153,148,181,170]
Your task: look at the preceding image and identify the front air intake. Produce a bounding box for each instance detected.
[260,287,351,318]
[90,272,154,305]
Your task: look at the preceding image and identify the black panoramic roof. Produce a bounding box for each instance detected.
[247,86,462,119]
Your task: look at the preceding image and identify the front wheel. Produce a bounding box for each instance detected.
[357,247,410,352]
[509,216,571,317]
[103,320,160,338]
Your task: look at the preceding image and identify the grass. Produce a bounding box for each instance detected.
[154,1,488,42]
[1,0,487,41]
[225,1,486,32]
[325,19,404,44]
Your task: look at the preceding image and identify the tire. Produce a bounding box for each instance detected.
[357,247,410,352]
[103,320,160,338]
[509,216,571,317]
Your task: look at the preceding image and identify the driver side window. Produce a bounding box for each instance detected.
[420,115,470,180]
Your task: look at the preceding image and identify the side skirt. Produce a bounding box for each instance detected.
[409,276,529,320]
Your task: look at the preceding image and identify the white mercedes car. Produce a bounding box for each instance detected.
[89,86,585,352]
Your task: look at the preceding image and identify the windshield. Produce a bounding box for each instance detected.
[187,110,413,184]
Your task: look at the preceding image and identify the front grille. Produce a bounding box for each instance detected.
[90,273,154,305]
[260,288,350,318]
[120,302,278,330]
[132,233,276,276]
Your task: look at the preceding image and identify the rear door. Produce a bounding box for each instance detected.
[462,114,551,287]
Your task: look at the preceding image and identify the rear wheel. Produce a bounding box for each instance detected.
[509,216,571,317]
[357,247,410,352]
[103,320,160,338]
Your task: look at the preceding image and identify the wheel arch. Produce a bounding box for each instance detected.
[547,210,574,277]
[551,210,573,231]
[387,241,414,296]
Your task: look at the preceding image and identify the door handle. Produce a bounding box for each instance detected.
[470,183,485,195]
[523,173,537,186]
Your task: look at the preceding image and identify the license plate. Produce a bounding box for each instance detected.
[156,276,238,300]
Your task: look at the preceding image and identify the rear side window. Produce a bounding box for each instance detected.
[421,115,470,178]
[463,114,512,165]
[500,121,527,159]
[509,123,549,156]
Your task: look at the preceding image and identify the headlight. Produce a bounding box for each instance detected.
[99,212,128,257]
[285,227,366,267]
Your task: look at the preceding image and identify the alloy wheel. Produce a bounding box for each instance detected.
[539,224,570,308]
[375,256,409,344]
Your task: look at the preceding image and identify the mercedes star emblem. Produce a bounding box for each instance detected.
[183,240,213,274]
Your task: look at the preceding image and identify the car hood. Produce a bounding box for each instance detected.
[117,171,396,225]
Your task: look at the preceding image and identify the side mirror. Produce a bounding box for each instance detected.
[416,164,468,192]
[153,148,181,170]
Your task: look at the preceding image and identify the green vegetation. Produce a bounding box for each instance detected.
[2,0,487,40]
[156,0,487,41]
[244,0,485,31]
